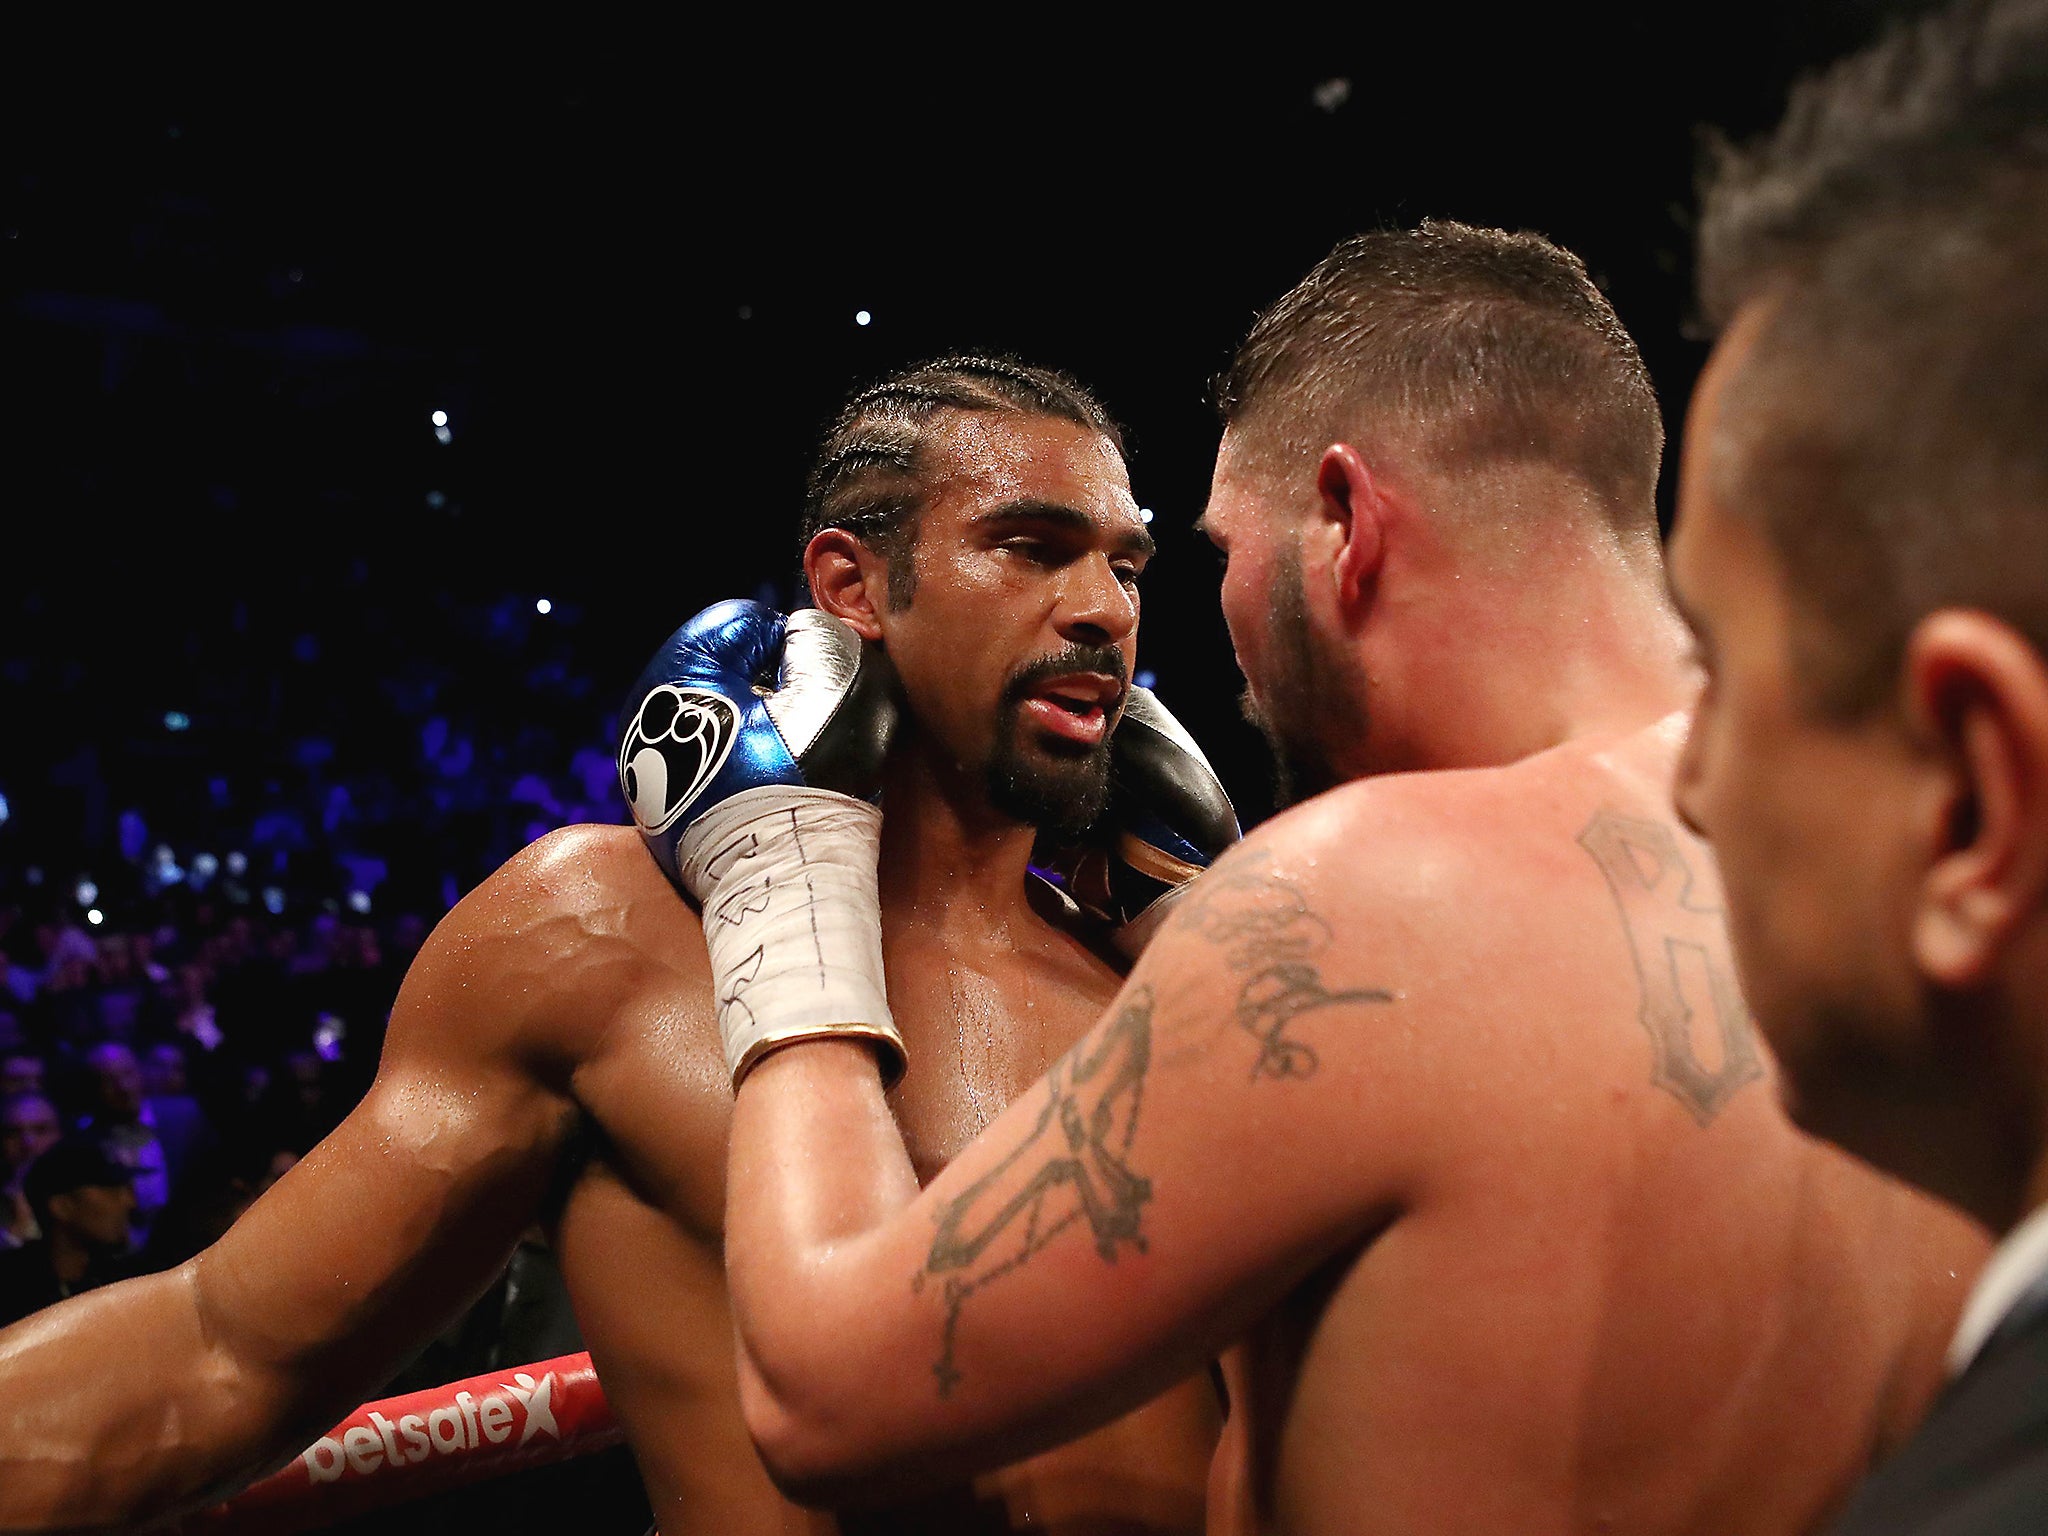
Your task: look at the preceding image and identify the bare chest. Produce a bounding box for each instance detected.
[882,939,1123,1183]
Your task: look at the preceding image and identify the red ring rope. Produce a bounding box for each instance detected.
[177,1351,622,1535]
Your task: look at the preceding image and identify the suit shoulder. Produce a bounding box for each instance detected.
[1832,1310,2048,1533]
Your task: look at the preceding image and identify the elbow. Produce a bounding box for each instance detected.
[726,1231,949,1506]
[736,1345,917,1508]
[736,1353,864,1505]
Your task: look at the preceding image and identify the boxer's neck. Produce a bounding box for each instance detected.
[874,734,1042,934]
[1349,534,1697,777]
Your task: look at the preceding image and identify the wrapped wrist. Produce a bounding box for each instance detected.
[678,785,905,1089]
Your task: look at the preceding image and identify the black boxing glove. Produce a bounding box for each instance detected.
[1038,685,1241,960]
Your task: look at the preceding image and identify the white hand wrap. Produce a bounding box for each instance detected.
[677,784,903,1089]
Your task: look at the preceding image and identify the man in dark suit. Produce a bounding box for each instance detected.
[1666,0,2048,1528]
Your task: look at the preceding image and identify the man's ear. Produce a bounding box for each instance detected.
[803,528,889,642]
[1314,443,1389,610]
[1905,610,2048,988]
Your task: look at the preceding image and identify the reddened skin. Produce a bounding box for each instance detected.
[1314,442,1391,615]
[1904,609,2048,990]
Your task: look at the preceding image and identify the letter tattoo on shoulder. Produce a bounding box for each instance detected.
[1578,810,1763,1125]
[1173,850,1391,1081]
[917,989,1155,1397]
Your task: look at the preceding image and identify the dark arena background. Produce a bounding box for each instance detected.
[0,8,1953,1531]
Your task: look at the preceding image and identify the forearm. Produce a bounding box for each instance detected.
[726,1038,1193,1503]
[725,1041,930,1487]
[0,1263,312,1532]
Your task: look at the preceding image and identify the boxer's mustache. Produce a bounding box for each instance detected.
[999,646,1130,710]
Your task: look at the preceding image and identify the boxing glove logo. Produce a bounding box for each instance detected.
[619,685,742,835]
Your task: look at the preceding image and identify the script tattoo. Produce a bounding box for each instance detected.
[918,990,1155,1397]
[1173,850,1391,1080]
[1578,810,1763,1125]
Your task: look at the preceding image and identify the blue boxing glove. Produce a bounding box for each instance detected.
[618,600,904,1087]
[1037,685,1241,960]
[619,599,898,877]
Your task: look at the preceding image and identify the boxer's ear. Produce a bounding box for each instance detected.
[804,528,887,642]
[1905,611,2048,988]
[1314,442,1388,612]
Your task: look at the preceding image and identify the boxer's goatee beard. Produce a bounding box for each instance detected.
[987,646,1123,839]
[987,741,1111,841]
[1242,543,1353,809]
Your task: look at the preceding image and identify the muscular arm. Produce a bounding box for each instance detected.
[0,850,586,1532]
[724,822,1417,1505]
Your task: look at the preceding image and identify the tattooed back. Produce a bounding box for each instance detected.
[1193,710,1989,1536]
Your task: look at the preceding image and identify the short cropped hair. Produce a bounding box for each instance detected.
[21,1134,130,1233]
[800,355,1126,607]
[1696,0,2048,716]
[1214,220,1665,533]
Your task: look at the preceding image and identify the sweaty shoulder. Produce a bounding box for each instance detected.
[1253,718,1699,932]
[1181,717,1760,1140]
[386,823,719,1082]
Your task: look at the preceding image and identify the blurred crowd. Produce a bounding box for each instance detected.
[0,896,421,1319]
[0,581,645,1383]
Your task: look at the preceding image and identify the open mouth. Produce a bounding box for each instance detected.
[1019,674,1122,747]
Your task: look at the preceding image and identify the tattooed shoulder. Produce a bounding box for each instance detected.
[907,850,1400,1394]
[1171,849,1393,1082]
[1577,810,1762,1125]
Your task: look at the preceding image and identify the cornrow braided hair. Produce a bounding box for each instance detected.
[799,354,1126,607]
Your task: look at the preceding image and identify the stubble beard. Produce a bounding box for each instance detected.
[1239,542,1355,809]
